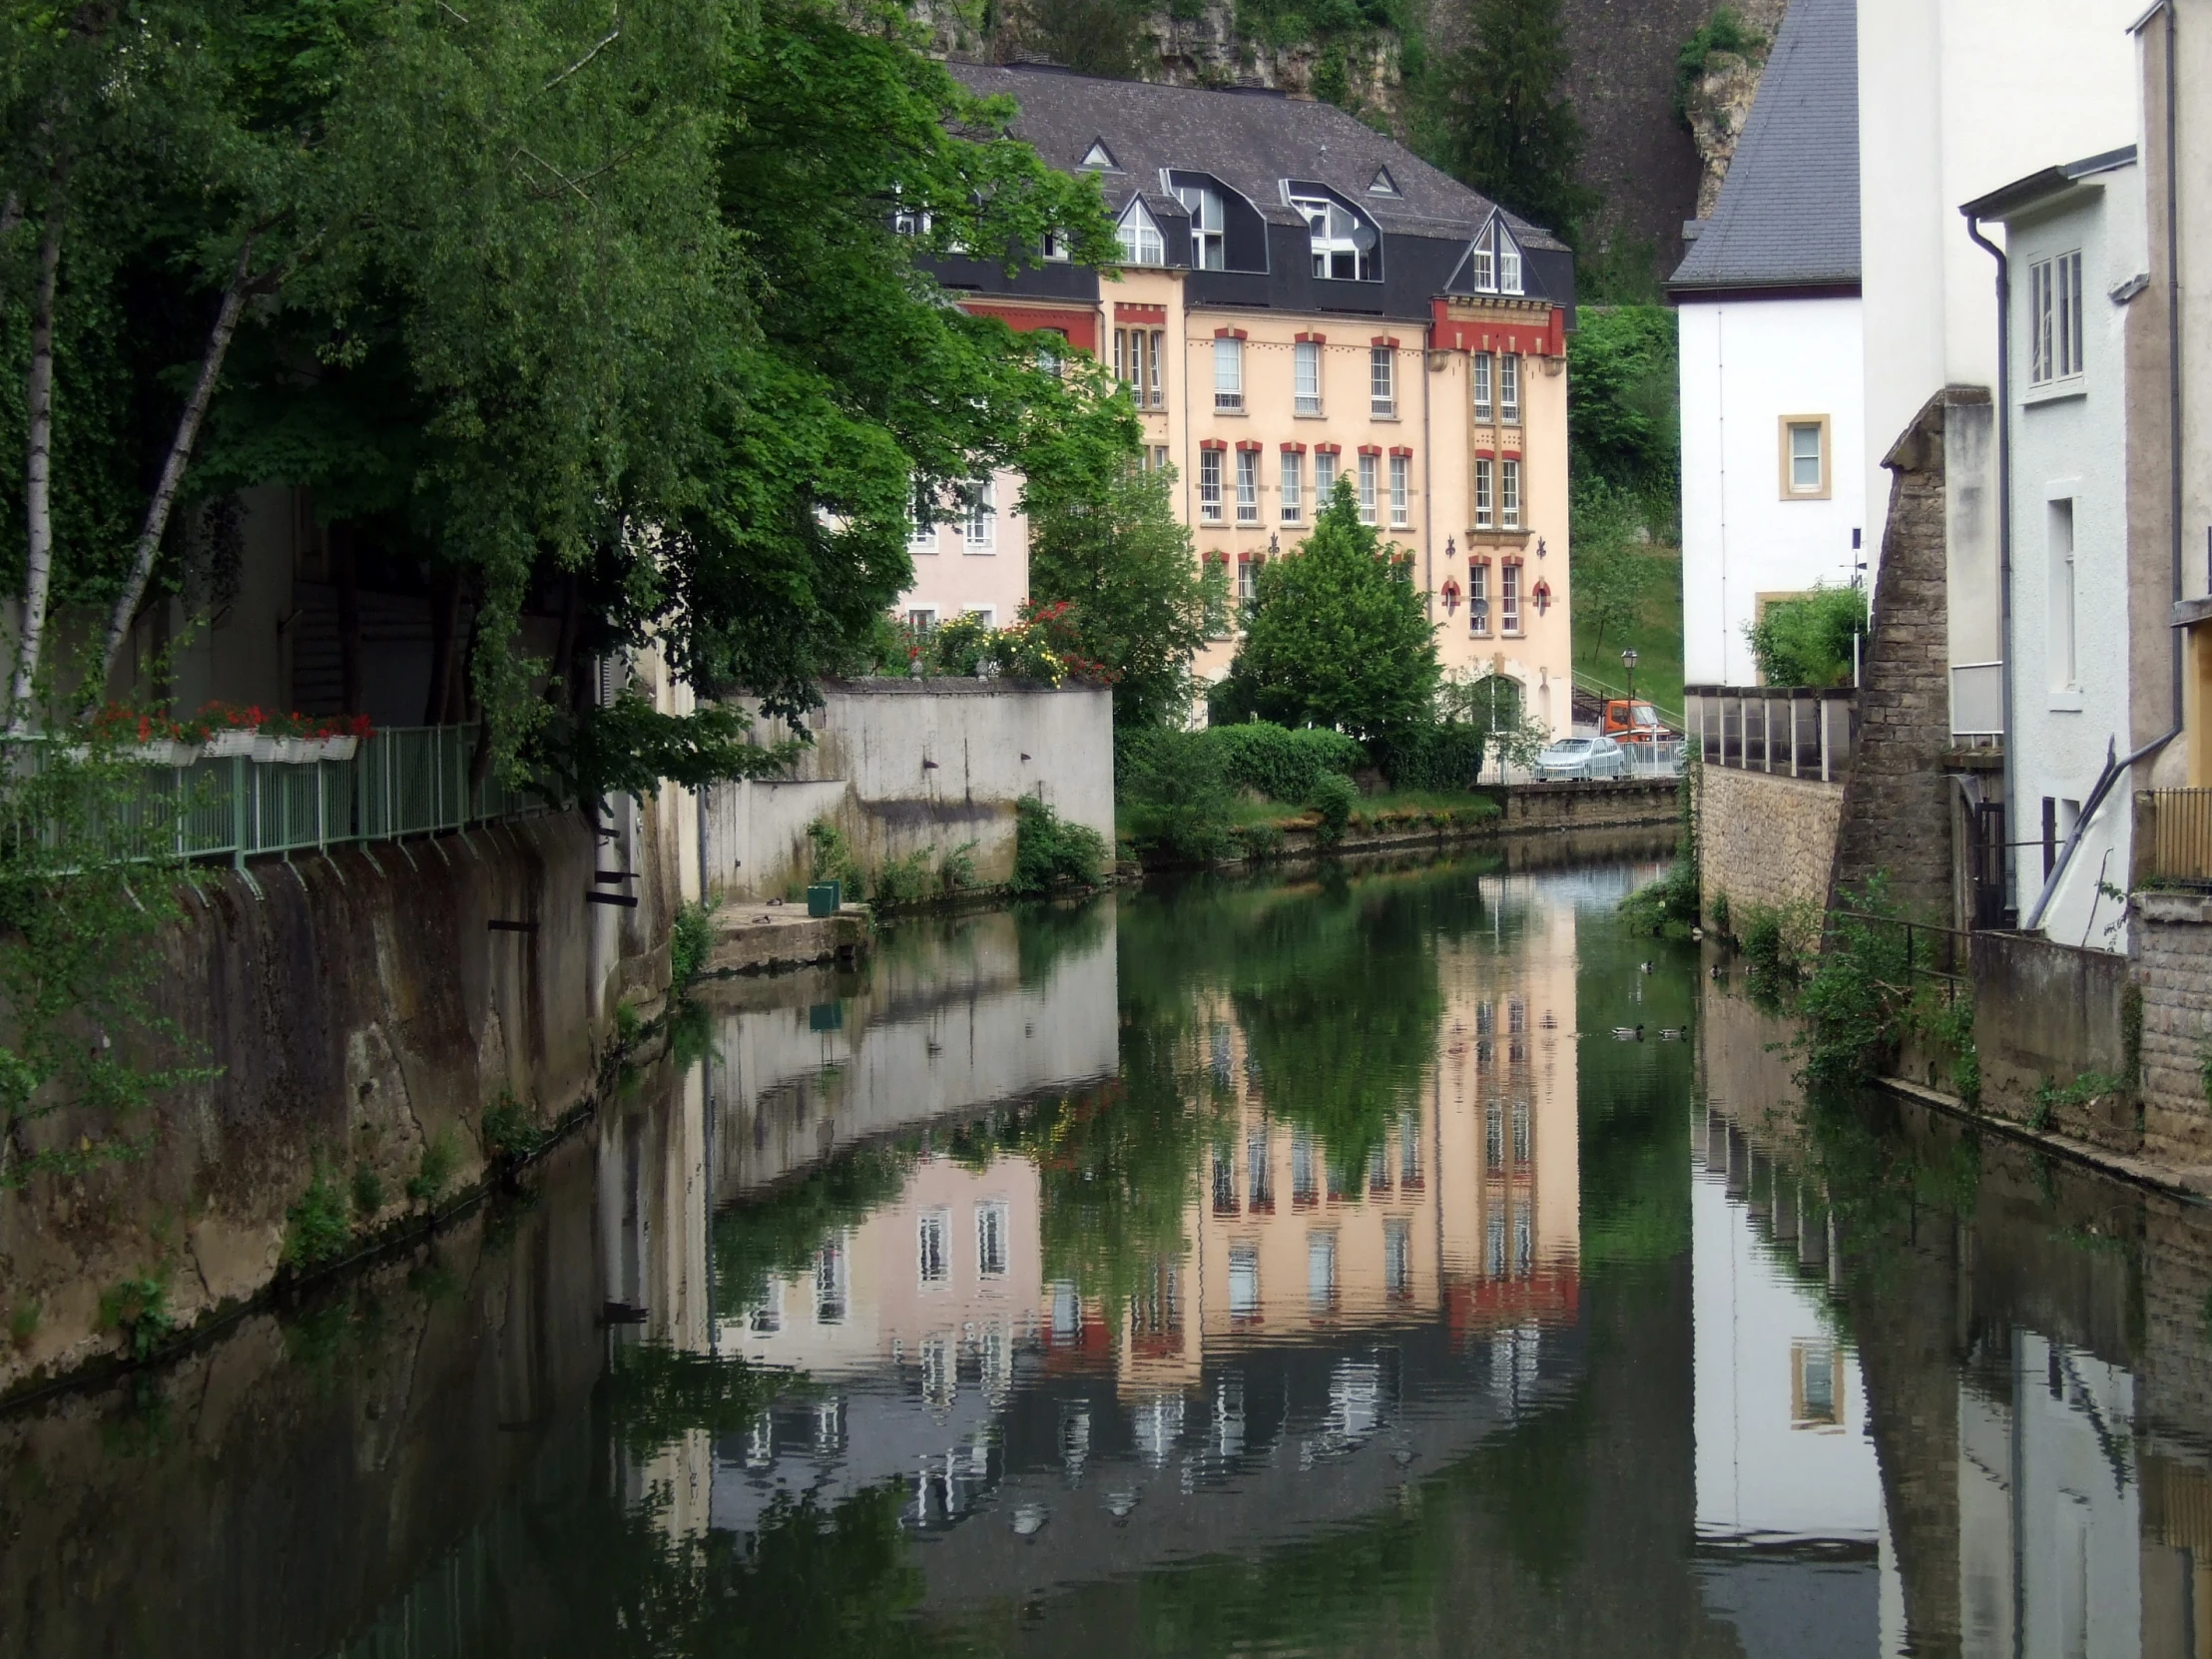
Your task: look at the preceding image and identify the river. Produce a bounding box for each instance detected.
[6,846,2212,1657]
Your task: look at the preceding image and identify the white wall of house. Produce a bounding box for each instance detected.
[899,465,1031,633]
[2008,161,2148,950]
[1680,296,1868,686]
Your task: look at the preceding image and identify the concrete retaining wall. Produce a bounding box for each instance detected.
[0,800,684,1396]
[1697,765,1844,921]
[1969,929,2137,1149]
[2135,891,2212,1168]
[705,680,1114,901]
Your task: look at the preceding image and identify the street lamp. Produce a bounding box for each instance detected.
[1621,648,1639,703]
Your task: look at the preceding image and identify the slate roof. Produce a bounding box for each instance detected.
[943,63,1566,253]
[1669,0,1860,291]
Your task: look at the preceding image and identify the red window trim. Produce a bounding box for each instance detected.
[1314,442,1343,454]
[1467,553,1493,565]
[1500,552,1525,566]
[1388,445,1414,457]
[1115,302,1168,322]
[1474,446,1498,459]
[1200,438,1229,451]
[1294,330,1328,344]
[1357,444,1382,456]
[1371,334,1400,347]
[1279,441,1308,452]
[1235,439,1264,451]
[1214,326,1248,340]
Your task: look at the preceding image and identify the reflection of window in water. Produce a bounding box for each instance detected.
[1212,1144,1238,1214]
[1308,1230,1339,1308]
[1292,1132,1317,1206]
[1485,1103,1504,1171]
[917,1208,949,1286]
[978,1324,1012,1399]
[750,1277,784,1335]
[1215,1372,1248,1459]
[1133,1258,1182,1342]
[1476,1001,1493,1036]
[1511,1101,1530,1165]
[1326,1158,1348,1203]
[746,1411,774,1469]
[975,1202,1008,1279]
[1051,1281,1082,1343]
[920,1335,953,1410]
[1508,1039,1527,1065]
[1384,1219,1411,1298]
[2057,1493,2090,1659]
[1134,1393,1185,1467]
[1477,1039,1493,1065]
[1248,1128,1274,1210]
[816,1236,846,1324]
[1792,1340,1842,1426]
[1485,1210,1507,1278]
[1399,1110,1421,1187]
[1331,1360,1382,1439]
[1061,1401,1092,1482]
[816,1397,844,1454]
[1229,1246,1260,1321]
[1508,999,1525,1034]
[1368,1143,1390,1195]
[1514,1212,1533,1277]
[1212,1023,1234,1086]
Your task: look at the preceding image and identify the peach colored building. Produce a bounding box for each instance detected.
[911,67,1576,733]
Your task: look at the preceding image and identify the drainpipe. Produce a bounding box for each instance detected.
[1421,322,1433,623]
[1963,212,2018,919]
[2167,1,2186,735]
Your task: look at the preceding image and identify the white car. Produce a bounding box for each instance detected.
[1534,735,1626,780]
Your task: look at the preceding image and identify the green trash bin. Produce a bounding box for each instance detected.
[806,880,841,917]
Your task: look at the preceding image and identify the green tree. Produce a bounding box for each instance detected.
[1418,0,1598,247]
[1746,583,1867,688]
[1569,477,1653,666]
[1220,479,1438,741]
[1026,462,1228,728]
[1568,305,1680,529]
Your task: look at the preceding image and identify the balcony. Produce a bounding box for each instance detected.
[1683,686,1857,781]
[2137,789,2212,885]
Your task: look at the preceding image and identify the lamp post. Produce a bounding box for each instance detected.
[1621,648,1639,704]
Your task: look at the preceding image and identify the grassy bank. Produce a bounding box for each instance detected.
[1576,542,1685,721]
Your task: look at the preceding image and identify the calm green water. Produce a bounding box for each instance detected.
[9,846,2212,1658]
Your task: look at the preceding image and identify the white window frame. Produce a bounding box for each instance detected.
[1782,416,1830,498]
[1117,200,1166,268]
[2030,251,2084,385]
[1280,450,1304,522]
[1178,182,1226,270]
[962,476,994,549]
[1388,454,1409,527]
[1474,458,1493,529]
[1199,449,1224,521]
[1041,229,1070,262]
[1315,449,1338,502]
[1214,336,1244,410]
[1472,352,1493,421]
[1500,458,1521,529]
[1145,329,1164,408]
[908,479,937,551]
[1501,562,1521,635]
[964,605,995,626]
[1292,194,1377,281]
[1467,563,1490,635]
[2049,496,2077,690]
[1470,232,1494,292]
[1235,448,1260,524]
[1294,340,1322,415]
[1358,453,1378,525]
[1500,353,1520,424]
[1499,231,1523,294]
[1370,346,1395,417]
[917,1207,950,1286]
[905,605,937,630]
[975,1201,1009,1279]
[1237,555,1258,603]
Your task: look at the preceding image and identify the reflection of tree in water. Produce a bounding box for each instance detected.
[710,1142,917,1324]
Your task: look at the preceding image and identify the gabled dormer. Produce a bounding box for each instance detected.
[1079,139,1119,172]
[1449,213,1526,296]
[1367,166,1399,198]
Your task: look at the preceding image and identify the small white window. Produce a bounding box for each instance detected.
[908,479,937,551]
[1280,450,1304,522]
[2030,252,2084,383]
[1500,353,1520,424]
[1472,352,1493,420]
[1389,454,1409,526]
[1236,449,1260,524]
[1501,562,1521,634]
[1499,231,1523,294]
[1369,166,1399,197]
[1177,182,1226,270]
[1041,229,1070,262]
[1080,140,1117,171]
[1117,200,1165,267]
[1214,336,1244,410]
[1500,459,1521,529]
[1474,458,1493,529]
[917,1208,949,1285]
[1199,449,1224,521]
[1295,340,1322,415]
[1781,417,1830,497]
[1315,449,1338,501]
[1145,330,1165,408]
[1470,227,1495,292]
[1229,1245,1259,1320]
[1358,453,1378,525]
[1292,194,1377,280]
[1237,555,1258,603]
[976,1202,1009,1278]
[816,1237,847,1323]
[1467,563,1490,635]
[2049,497,2077,689]
[962,477,994,549]
[964,606,995,625]
[906,606,937,630]
[1370,346,1394,416]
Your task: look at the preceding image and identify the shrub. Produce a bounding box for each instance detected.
[1207,722,1364,803]
[1746,583,1868,688]
[9,1299,40,1352]
[1117,728,1237,861]
[670,901,714,990]
[939,840,978,894]
[283,1163,352,1269]
[406,1129,460,1207]
[807,819,863,900]
[1013,796,1108,894]
[482,1093,548,1164]
[1236,822,1285,860]
[100,1274,173,1362]
[871,847,934,908]
[349,1162,385,1219]
[1308,772,1357,844]
[1796,874,1978,1095]
[1371,723,1485,792]
[1622,768,1701,938]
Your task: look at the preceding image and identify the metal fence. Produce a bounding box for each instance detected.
[67,726,538,867]
[2141,788,2212,884]
[1684,686,1857,782]
[1825,908,1970,1004]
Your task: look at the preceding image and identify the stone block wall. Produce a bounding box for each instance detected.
[1969,929,2137,1149]
[1830,389,1976,920]
[1698,765,1844,926]
[2134,891,2212,1167]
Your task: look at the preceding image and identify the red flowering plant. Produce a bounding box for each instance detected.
[193,701,264,732]
[86,703,193,747]
[1013,599,1121,687]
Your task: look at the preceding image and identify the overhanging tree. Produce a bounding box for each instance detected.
[1417,0,1598,248]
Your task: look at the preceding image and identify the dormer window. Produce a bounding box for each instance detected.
[1117,200,1165,267]
[1500,235,1522,294]
[1080,140,1118,171]
[1042,229,1070,263]
[1289,189,1379,281]
[1368,167,1399,198]
[1176,181,1226,270]
[1468,218,1525,294]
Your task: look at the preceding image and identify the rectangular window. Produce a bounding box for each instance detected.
[1315,449,1338,502]
[1782,416,1831,497]
[1500,354,1520,424]
[964,606,994,626]
[1292,1130,1317,1206]
[1236,449,1260,524]
[975,1202,1008,1277]
[1147,330,1166,409]
[1358,453,1378,524]
[917,1208,949,1285]
[963,477,994,549]
[909,480,936,551]
[1295,340,1322,415]
[1474,458,1493,529]
[1485,1103,1503,1171]
[1500,459,1521,529]
[1471,241,1493,291]
[1467,563,1489,635]
[1383,1220,1411,1299]
[1113,326,1128,386]
[1229,1245,1259,1321]
[1248,1129,1274,1211]
[1214,336,1244,410]
[1472,352,1493,420]
[1179,183,1226,270]
[1389,454,1409,527]
[815,1237,846,1324]
[1280,450,1304,522]
[1307,1230,1338,1308]
[1501,562,1521,634]
[1500,237,1522,294]
[906,606,937,631]
[1212,1146,1237,1214]
[2049,497,2076,689]
[1151,444,1170,471]
[2030,251,2085,384]
[1237,556,1257,603]
[1370,346,1394,416]
[1399,1110,1421,1188]
[1200,449,1224,521]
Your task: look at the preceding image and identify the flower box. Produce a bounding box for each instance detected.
[123,739,199,767]
[203,730,256,760]
[314,735,360,762]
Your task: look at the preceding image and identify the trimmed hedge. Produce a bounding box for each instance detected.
[1371,724,1485,792]
[1209,723,1365,803]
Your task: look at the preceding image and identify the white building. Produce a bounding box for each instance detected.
[1959,150,2150,949]
[900,465,1031,634]
[1672,0,1865,688]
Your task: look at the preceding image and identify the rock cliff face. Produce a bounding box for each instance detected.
[1677,0,1786,221]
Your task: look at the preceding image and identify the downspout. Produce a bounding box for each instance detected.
[2167,1,2186,732]
[1421,322,1433,627]
[1963,212,2018,917]
[2024,727,2179,931]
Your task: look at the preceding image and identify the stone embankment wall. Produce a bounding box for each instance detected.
[2133,891,2212,1168]
[0,799,685,1397]
[1969,929,2137,1149]
[704,681,1114,902]
[1697,766,1844,924]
